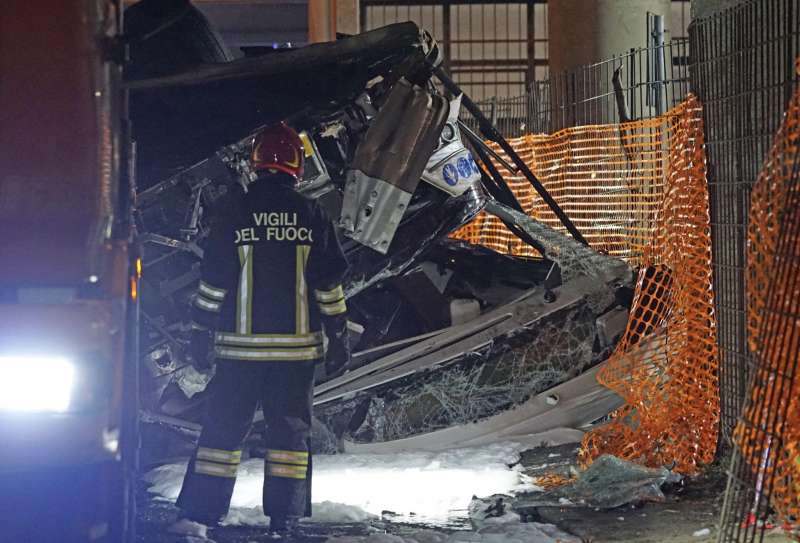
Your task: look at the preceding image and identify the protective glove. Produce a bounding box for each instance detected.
[189,328,214,370]
[325,327,351,380]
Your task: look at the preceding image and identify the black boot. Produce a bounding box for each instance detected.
[269,514,300,537]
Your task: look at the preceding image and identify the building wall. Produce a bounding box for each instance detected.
[363,1,690,101]
[188,0,691,99]
[548,0,672,74]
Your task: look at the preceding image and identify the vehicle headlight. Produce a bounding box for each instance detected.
[0,356,75,412]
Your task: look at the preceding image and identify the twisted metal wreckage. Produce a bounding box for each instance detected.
[127,11,633,460]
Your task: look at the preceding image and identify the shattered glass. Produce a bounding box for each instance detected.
[485,201,632,302]
[512,454,683,511]
[318,304,600,443]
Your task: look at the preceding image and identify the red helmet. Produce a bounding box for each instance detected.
[251,122,305,179]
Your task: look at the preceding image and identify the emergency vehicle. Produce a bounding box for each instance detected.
[0,1,138,541]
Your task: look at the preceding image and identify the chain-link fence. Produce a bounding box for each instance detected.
[718,74,800,543]
[689,0,799,447]
[688,0,800,540]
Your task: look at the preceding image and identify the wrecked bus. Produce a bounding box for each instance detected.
[0,1,137,541]
[125,2,631,463]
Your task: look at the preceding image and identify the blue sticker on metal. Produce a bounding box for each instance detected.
[457,157,472,179]
[443,163,459,186]
[469,153,481,175]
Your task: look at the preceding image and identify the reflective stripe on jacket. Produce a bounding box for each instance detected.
[191,175,349,361]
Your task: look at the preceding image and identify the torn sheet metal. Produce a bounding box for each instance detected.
[340,79,449,253]
[315,278,627,443]
[341,186,484,297]
[126,21,428,186]
[340,171,412,253]
[314,211,632,444]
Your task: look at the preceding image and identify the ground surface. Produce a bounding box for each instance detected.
[534,465,730,543]
[138,498,371,542]
[137,444,797,543]
[520,445,795,543]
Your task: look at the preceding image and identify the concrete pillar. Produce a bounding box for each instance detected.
[309,0,359,43]
[336,0,360,36]
[548,0,672,72]
[308,0,336,43]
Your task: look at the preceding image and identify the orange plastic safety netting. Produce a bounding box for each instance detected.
[454,95,720,474]
[732,75,800,530]
[579,95,719,474]
[452,108,671,266]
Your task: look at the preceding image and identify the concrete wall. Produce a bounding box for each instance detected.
[336,0,360,36]
[548,0,672,74]
[307,0,360,42]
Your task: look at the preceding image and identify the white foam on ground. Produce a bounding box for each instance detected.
[145,442,541,527]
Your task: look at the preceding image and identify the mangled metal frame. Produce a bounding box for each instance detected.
[128,21,633,453]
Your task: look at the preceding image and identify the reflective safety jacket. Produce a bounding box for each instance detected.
[191,175,349,362]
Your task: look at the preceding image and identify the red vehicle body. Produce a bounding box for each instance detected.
[0,2,137,541]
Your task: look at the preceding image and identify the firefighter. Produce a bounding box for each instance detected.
[174,122,351,534]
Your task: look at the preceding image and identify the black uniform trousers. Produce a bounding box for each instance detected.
[177,359,316,524]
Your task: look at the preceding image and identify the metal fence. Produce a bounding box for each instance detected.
[462,38,691,138]
[442,0,800,539]
[362,0,549,101]
[689,0,800,447]
[688,0,800,541]
[533,38,691,132]
[467,0,797,452]
[716,83,800,542]
[362,1,693,104]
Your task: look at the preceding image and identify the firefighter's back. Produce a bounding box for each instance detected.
[196,174,346,362]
